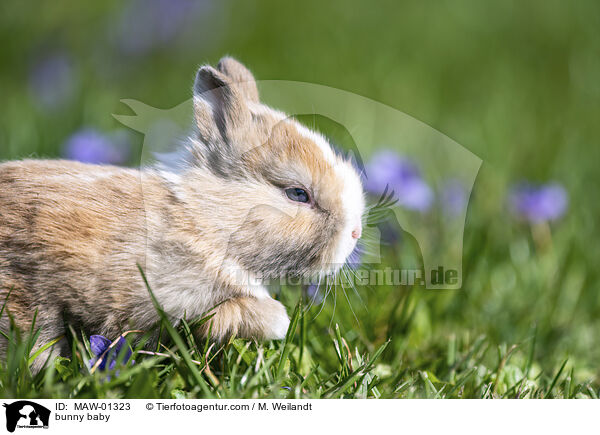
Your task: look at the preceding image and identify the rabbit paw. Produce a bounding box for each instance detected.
[258,298,290,340]
[201,296,290,341]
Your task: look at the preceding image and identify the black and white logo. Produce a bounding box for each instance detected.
[3,401,50,433]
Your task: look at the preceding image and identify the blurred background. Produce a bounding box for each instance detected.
[1,0,599,394]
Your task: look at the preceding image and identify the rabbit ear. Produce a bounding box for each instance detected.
[217,57,259,103]
[193,65,251,146]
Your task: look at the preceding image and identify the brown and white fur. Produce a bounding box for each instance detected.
[0,57,364,372]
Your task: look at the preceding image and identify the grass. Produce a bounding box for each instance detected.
[2,1,600,399]
[1,237,598,399]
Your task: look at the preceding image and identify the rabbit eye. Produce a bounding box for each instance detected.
[285,187,310,203]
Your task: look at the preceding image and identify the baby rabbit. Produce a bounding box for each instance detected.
[0,57,364,372]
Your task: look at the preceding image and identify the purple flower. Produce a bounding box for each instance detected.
[509,182,568,223]
[306,283,324,304]
[440,179,468,217]
[364,151,433,212]
[89,335,133,372]
[379,220,401,244]
[28,52,76,109]
[346,246,363,269]
[63,128,130,165]
[114,0,208,56]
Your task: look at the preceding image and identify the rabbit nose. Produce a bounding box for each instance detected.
[351,224,362,239]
